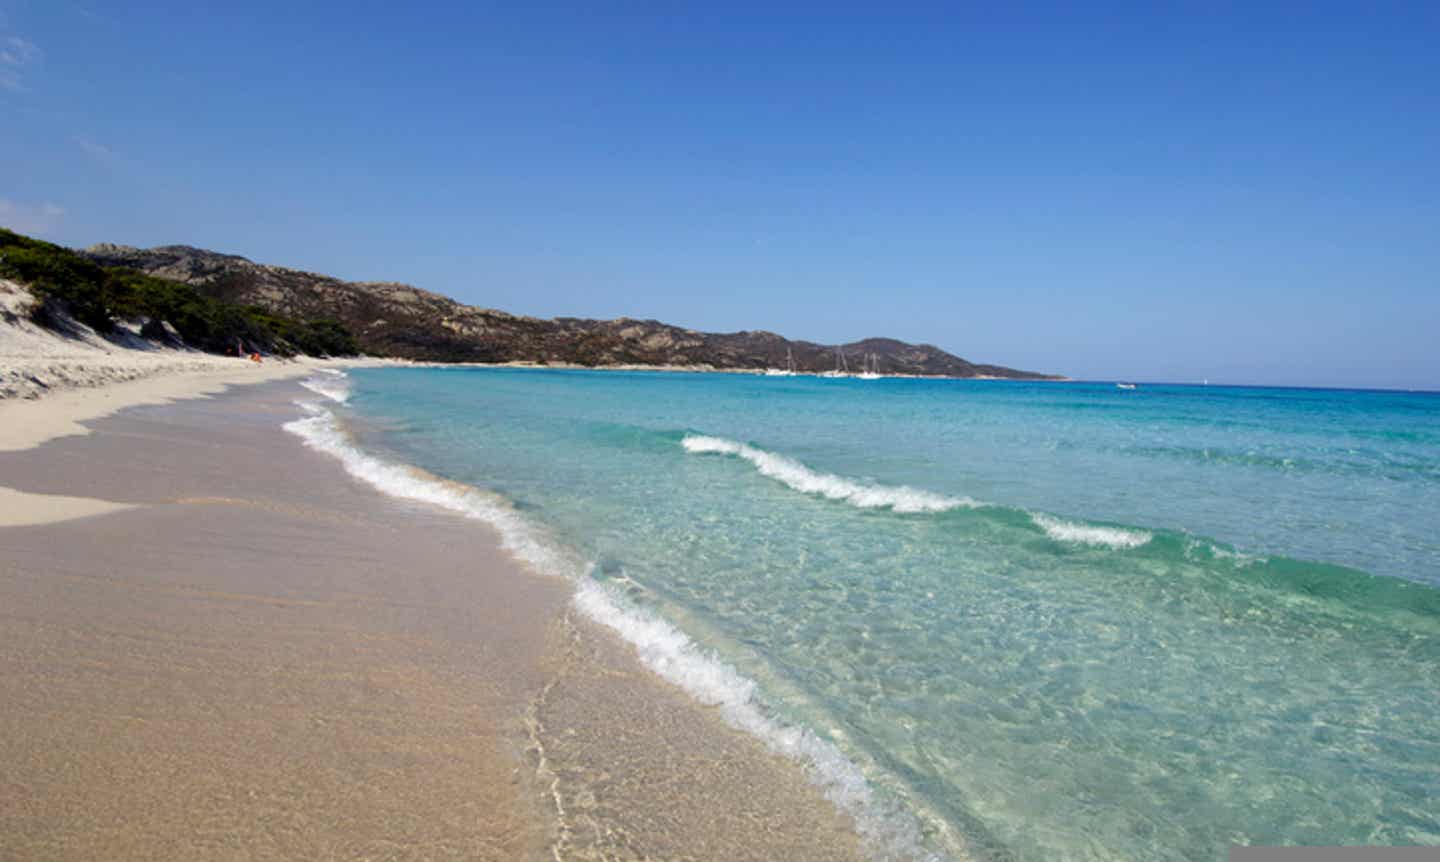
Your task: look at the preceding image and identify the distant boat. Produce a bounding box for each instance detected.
[1116,382,1137,390]
[857,353,882,380]
[820,347,850,378]
[764,348,797,377]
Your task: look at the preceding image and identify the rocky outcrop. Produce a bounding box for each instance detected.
[84,244,1060,378]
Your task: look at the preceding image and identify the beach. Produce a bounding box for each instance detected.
[0,371,866,860]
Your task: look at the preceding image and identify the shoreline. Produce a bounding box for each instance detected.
[0,358,320,451]
[0,370,870,859]
[450,358,1067,380]
[390,357,1071,381]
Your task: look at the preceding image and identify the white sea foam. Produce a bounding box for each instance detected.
[573,579,942,861]
[682,435,979,514]
[681,435,1150,560]
[283,400,579,577]
[299,369,352,403]
[1030,513,1151,550]
[1183,536,1266,567]
[284,405,943,861]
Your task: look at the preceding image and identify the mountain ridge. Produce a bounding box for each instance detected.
[82,243,1061,379]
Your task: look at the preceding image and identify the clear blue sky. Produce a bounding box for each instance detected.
[3,2,1437,388]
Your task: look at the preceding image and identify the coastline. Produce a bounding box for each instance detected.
[0,358,324,451]
[0,371,869,859]
[408,358,1071,381]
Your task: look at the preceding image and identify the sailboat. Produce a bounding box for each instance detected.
[764,347,797,377]
[820,347,849,378]
[857,353,882,380]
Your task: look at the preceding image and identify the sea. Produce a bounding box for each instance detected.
[286,366,1440,861]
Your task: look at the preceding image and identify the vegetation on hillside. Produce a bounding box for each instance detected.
[0,229,357,357]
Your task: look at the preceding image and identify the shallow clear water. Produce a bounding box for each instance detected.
[304,368,1440,860]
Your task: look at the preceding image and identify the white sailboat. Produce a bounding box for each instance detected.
[764,347,797,377]
[857,353,882,380]
[820,347,849,378]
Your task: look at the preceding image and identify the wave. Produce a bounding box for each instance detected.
[283,399,576,577]
[1182,536,1267,567]
[682,434,1160,554]
[1029,513,1152,550]
[572,580,939,860]
[283,396,939,861]
[681,435,980,514]
[299,369,352,404]
[675,434,1440,635]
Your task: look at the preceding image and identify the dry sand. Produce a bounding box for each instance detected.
[0,277,320,405]
[0,373,866,859]
[0,275,374,454]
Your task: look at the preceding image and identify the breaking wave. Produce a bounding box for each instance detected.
[682,434,1157,552]
[299,368,352,403]
[681,434,980,513]
[1029,513,1152,549]
[573,580,942,860]
[283,399,576,577]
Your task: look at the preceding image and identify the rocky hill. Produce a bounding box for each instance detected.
[83,243,1059,378]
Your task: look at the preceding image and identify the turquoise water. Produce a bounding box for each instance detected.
[299,368,1440,860]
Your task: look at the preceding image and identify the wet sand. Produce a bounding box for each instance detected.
[0,379,865,859]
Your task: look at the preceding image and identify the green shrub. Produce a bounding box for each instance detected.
[0,228,358,357]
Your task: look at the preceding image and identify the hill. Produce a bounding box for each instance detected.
[82,243,1059,378]
[0,229,356,358]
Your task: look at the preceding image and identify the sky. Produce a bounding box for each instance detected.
[2,2,1437,388]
